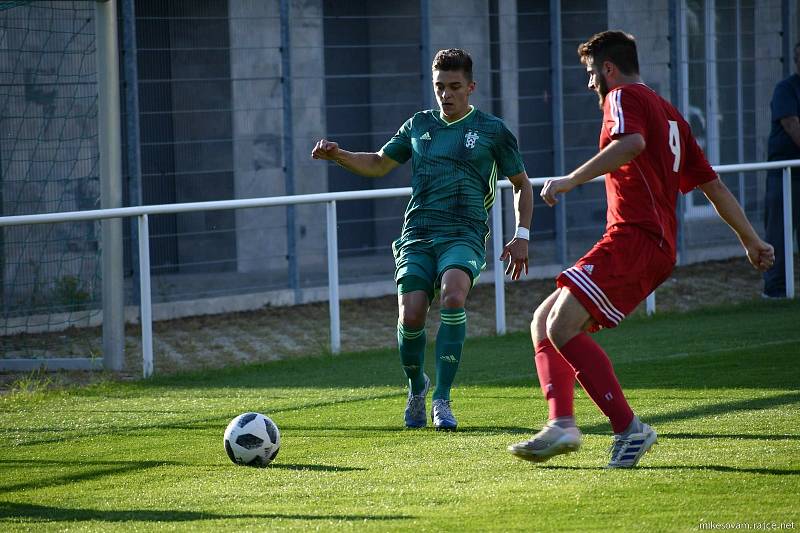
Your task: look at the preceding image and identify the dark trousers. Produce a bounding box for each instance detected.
[763,165,800,296]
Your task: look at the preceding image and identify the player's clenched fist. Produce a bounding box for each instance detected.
[311,139,340,160]
[540,176,574,207]
[745,240,775,272]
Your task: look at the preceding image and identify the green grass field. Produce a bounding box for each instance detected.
[1,300,799,531]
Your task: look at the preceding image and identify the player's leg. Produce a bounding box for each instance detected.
[398,283,430,393]
[429,243,483,430]
[508,290,581,462]
[397,285,432,428]
[532,289,577,423]
[394,241,436,428]
[430,267,470,430]
[550,229,669,467]
[546,288,634,432]
[547,290,657,468]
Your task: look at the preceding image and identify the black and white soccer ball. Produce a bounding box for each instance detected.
[224,412,281,467]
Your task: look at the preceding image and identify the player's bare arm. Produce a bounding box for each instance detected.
[540,133,645,207]
[311,139,399,178]
[779,116,800,148]
[699,178,775,272]
[499,171,534,280]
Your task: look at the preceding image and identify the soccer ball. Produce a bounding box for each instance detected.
[223,412,281,467]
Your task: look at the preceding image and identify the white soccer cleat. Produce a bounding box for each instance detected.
[508,421,582,463]
[431,398,457,431]
[606,423,658,468]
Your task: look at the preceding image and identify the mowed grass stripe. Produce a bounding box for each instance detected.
[0,300,798,531]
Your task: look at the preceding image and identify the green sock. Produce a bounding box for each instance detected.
[433,308,466,400]
[397,321,426,394]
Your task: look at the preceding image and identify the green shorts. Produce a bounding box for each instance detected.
[393,239,486,302]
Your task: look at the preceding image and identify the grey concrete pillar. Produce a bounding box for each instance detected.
[287,0,328,283]
[229,0,286,274]
[498,0,520,238]
[427,1,492,112]
[228,0,327,282]
[608,1,671,100]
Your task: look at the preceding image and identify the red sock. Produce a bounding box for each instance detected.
[534,339,576,420]
[557,333,633,433]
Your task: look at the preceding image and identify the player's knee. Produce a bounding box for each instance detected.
[399,305,426,329]
[531,305,548,344]
[545,307,579,348]
[440,290,467,309]
[533,303,548,329]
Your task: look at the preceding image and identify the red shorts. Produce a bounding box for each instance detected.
[556,226,675,330]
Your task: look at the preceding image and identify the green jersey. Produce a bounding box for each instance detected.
[381,106,525,254]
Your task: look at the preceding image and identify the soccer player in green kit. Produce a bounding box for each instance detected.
[312,49,533,430]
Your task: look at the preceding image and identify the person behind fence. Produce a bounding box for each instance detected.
[311,48,534,431]
[507,30,775,468]
[762,41,800,298]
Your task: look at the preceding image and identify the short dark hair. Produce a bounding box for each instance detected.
[432,48,473,81]
[578,30,639,75]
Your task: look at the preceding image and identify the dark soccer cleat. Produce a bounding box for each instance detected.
[606,423,657,468]
[404,374,431,428]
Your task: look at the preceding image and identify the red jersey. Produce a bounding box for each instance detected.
[600,83,718,259]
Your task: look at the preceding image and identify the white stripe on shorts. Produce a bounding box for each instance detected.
[563,267,625,325]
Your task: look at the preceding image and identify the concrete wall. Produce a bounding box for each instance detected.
[288,0,328,285]
[608,0,670,100]
[229,0,327,284]
[229,0,286,274]
[428,0,493,112]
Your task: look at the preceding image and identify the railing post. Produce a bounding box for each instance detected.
[326,201,341,353]
[550,0,567,267]
[138,214,153,377]
[492,191,506,335]
[782,167,795,299]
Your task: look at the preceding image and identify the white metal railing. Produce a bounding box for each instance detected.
[0,160,796,377]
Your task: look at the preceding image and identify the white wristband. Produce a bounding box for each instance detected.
[514,227,530,240]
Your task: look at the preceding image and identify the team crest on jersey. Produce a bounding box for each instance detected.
[464,130,479,149]
[581,264,594,275]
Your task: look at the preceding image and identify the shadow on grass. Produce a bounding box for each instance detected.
[579,392,800,435]
[648,465,800,476]
[278,425,534,435]
[663,432,800,441]
[0,461,173,493]
[0,459,367,494]
[538,465,800,475]
[270,463,366,472]
[0,501,412,523]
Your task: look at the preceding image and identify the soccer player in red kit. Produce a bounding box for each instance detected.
[508,31,775,468]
